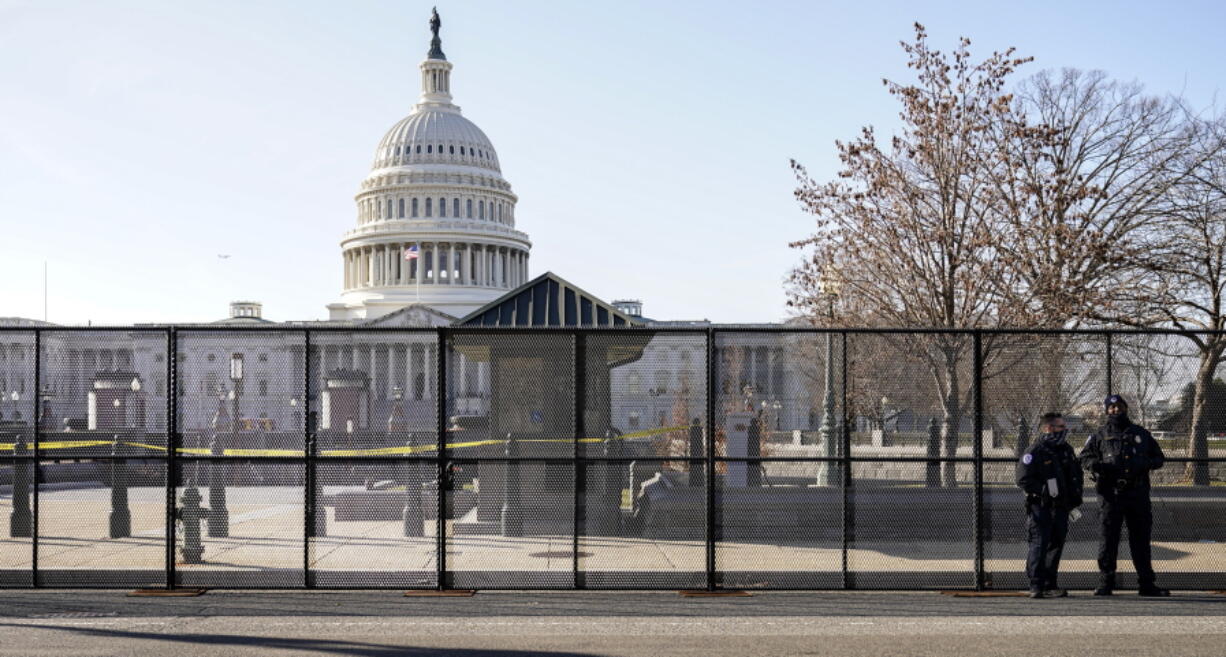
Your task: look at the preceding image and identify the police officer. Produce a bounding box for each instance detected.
[1017,412,1083,598]
[1079,394,1169,596]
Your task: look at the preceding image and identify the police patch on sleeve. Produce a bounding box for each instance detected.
[1136,436,1142,444]
[1022,453,1033,465]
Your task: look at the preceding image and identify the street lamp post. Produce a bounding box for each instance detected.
[817,265,841,487]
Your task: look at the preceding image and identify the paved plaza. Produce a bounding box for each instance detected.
[4,486,1226,589]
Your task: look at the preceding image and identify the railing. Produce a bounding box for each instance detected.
[0,326,1224,590]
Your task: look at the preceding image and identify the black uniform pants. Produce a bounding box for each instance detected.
[1098,490,1155,584]
[1026,504,1069,589]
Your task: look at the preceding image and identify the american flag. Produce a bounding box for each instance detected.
[404,245,419,260]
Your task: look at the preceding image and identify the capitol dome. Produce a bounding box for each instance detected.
[373,112,501,173]
[328,12,531,322]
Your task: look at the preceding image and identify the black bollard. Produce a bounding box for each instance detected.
[178,483,207,564]
[688,418,704,488]
[402,434,423,537]
[310,434,326,539]
[1015,416,1030,456]
[109,438,131,538]
[500,433,522,537]
[207,438,229,538]
[925,417,941,488]
[747,416,761,488]
[9,436,32,538]
[597,430,623,534]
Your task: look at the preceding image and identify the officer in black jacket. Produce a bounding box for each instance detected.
[1017,412,1083,598]
[1079,394,1169,596]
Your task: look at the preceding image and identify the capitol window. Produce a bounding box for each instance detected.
[466,199,473,218]
[449,145,454,154]
[398,198,405,218]
[385,199,393,219]
[453,198,460,217]
[439,197,446,217]
[460,146,465,155]
[479,200,485,220]
[411,198,419,217]
[427,145,432,153]
[425,198,433,217]
[416,144,421,153]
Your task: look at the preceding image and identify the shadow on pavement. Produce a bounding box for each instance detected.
[0,624,601,657]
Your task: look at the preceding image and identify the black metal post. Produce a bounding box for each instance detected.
[501,433,522,537]
[972,331,985,590]
[926,417,941,488]
[403,434,423,537]
[599,429,623,535]
[9,437,32,538]
[435,329,447,590]
[207,436,229,537]
[688,418,704,488]
[841,331,852,590]
[304,332,316,586]
[573,334,585,588]
[705,327,716,591]
[109,438,131,538]
[1105,331,1114,396]
[1015,416,1030,457]
[167,328,178,589]
[32,329,40,586]
[746,415,761,488]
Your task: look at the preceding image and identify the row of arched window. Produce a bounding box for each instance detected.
[358,195,513,224]
[379,142,496,167]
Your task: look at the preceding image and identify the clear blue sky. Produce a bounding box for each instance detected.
[1,0,1223,325]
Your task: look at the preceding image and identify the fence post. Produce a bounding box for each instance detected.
[435,328,447,590]
[9,437,32,538]
[32,329,40,585]
[573,333,586,588]
[973,331,986,590]
[705,327,717,591]
[166,327,178,589]
[109,438,131,538]
[841,332,853,590]
[1015,416,1029,456]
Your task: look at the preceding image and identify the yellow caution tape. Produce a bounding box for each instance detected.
[0,423,697,457]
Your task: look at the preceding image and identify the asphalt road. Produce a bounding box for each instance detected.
[2,590,1226,656]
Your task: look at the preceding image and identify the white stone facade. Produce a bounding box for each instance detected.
[328,41,531,321]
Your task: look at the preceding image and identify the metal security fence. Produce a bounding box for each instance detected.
[2,326,1226,590]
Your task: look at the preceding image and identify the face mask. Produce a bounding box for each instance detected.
[1043,429,1068,444]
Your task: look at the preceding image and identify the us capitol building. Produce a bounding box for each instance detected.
[0,12,798,439]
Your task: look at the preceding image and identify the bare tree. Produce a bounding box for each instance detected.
[992,70,1197,326]
[1121,118,1226,484]
[789,25,1030,486]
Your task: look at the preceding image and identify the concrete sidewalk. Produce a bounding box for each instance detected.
[2,591,1226,657]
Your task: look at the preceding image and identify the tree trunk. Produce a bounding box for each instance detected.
[1185,352,1217,487]
[940,354,961,488]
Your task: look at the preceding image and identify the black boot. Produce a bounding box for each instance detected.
[1138,582,1170,597]
[1094,573,1114,596]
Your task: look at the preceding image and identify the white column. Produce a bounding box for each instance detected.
[432,243,440,284]
[415,242,424,286]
